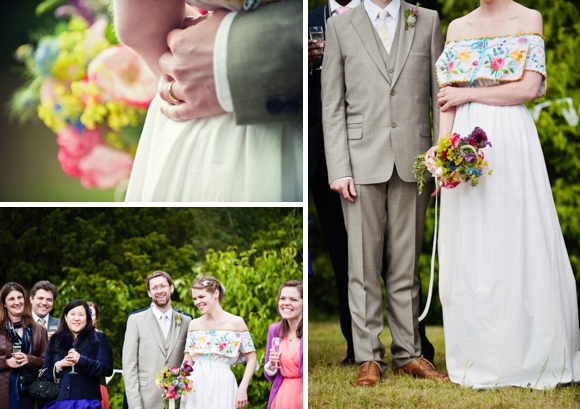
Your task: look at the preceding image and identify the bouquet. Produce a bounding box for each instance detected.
[10,1,157,197]
[154,361,194,409]
[413,127,493,194]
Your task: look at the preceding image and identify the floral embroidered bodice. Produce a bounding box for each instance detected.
[185,329,255,365]
[435,33,547,98]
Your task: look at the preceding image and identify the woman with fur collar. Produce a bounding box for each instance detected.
[39,300,113,409]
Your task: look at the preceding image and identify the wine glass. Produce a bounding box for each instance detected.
[69,348,77,374]
[271,337,282,369]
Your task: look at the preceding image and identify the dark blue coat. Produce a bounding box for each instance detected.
[40,329,113,401]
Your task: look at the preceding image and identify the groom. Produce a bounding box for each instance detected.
[321,0,446,386]
[123,271,192,409]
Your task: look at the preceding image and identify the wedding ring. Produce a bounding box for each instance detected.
[168,80,182,104]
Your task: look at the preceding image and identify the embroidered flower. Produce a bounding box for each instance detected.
[404,3,419,30]
[509,48,526,63]
[457,49,472,62]
[219,342,227,350]
[446,61,455,74]
[518,37,528,43]
[472,60,478,66]
[490,57,505,71]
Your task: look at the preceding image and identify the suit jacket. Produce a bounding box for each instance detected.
[264,322,303,409]
[122,308,191,409]
[228,0,302,124]
[321,2,443,185]
[0,324,47,409]
[47,314,60,331]
[40,329,113,401]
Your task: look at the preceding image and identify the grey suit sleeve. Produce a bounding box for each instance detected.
[321,17,352,183]
[227,0,302,125]
[122,315,143,409]
[430,11,444,142]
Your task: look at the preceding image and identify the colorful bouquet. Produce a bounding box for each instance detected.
[154,361,194,409]
[413,127,493,194]
[11,0,157,197]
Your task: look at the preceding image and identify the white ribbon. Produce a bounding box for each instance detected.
[168,399,175,409]
[418,176,439,322]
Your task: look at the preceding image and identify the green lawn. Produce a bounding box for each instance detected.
[308,321,580,408]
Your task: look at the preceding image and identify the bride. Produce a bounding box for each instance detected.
[435,0,580,388]
[182,276,256,408]
[113,0,302,202]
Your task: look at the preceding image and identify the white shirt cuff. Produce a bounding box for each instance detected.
[264,361,278,376]
[214,11,237,113]
[330,176,354,186]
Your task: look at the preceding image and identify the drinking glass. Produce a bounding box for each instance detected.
[272,337,282,369]
[309,26,324,45]
[69,348,77,374]
[13,341,22,354]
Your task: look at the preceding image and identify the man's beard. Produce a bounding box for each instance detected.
[153,295,170,307]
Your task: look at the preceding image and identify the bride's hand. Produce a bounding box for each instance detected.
[234,387,248,409]
[438,86,469,112]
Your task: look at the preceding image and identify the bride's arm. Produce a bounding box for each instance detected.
[438,71,543,111]
[235,351,257,409]
[113,0,186,77]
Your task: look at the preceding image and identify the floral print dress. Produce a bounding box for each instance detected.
[435,33,580,389]
[182,329,255,409]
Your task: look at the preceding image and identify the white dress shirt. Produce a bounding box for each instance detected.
[150,304,172,338]
[329,0,362,15]
[32,312,50,328]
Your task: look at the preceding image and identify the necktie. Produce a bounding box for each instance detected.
[39,318,46,329]
[160,315,169,338]
[378,9,392,54]
[334,6,351,15]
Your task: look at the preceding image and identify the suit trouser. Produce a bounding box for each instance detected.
[341,169,429,371]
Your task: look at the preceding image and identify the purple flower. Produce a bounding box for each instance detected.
[468,127,492,149]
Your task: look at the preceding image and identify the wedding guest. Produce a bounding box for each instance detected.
[0,282,48,409]
[30,281,60,339]
[264,281,303,409]
[39,299,113,408]
[87,302,109,409]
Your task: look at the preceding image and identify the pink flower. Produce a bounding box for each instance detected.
[424,146,438,173]
[40,78,59,104]
[78,145,133,189]
[472,60,478,66]
[86,18,108,49]
[451,132,461,148]
[446,61,454,73]
[219,342,227,350]
[56,126,104,177]
[87,45,157,107]
[518,37,528,43]
[490,57,505,71]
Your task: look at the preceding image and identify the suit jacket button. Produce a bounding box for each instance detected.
[391,122,397,128]
[390,90,395,96]
[266,98,284,115]
[389,68,394,73]
[284,100,301,115]
[66,387,70,390]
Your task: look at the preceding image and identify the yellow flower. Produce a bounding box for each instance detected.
[509,48,526,63]
[457,48,472,62]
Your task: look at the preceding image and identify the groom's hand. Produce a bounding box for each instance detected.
[330,179,357,203]
[158,10,229,121]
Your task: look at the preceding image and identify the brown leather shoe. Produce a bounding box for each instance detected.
[393,356,450,381]
[354,361,382,387]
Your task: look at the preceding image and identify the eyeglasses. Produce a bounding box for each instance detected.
[151,284,170,292]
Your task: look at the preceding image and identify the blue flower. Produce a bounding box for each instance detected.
[178,382,185,389]
[34,38,60,77]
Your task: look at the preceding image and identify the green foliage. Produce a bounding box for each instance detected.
[309,0,580,325]
[0,207,302,408]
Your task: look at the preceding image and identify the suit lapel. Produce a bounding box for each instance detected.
[166,310,180,358]
[351,4,391,84]
[145,308,166,356]
[392,1,416,87]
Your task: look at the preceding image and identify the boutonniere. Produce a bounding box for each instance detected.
[175,314,183,327]
[404,3,419,30]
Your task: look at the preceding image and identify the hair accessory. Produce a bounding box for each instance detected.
[221,284,226,294]
[202,280,209,287]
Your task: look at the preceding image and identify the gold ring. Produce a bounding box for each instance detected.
[168,80,182,103]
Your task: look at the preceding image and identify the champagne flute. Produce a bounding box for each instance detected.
[309,26,324,45]
[69,348,77,374]
[13,341,22,354]
[49,325,58,339]
[271,337,282,369]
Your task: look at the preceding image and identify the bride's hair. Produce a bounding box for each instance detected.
[190,276,225,303]
[275,280,303,339]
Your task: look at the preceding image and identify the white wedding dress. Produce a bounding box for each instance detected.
[182,329,255,409]
[436,33,580,389]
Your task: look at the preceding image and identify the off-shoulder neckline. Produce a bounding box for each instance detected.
[445,32,544,45]
[188,328,249,332]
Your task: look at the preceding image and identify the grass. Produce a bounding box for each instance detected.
[308,321,580,408]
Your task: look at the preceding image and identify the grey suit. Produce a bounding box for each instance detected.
[321,1,443,371]
[47,315,60,331]
[123,308,191,409]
